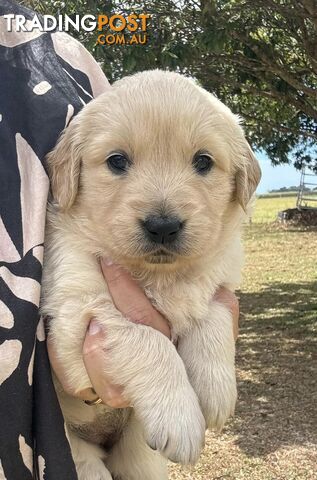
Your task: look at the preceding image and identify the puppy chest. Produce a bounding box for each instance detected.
[145,283,211,334]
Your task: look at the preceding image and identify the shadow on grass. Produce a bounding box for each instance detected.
[227,280,317,458]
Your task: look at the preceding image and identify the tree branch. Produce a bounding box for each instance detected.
[231,31,317,98]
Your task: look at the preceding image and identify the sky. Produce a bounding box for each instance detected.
[256,152,303,194]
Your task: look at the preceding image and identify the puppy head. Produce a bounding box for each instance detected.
[47,70,261,269]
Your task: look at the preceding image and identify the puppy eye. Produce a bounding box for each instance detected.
[193,152,214,175]
[106,153,131,175]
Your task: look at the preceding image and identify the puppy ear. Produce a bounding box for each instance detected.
[235,143,261,211]
[46,117,82,211]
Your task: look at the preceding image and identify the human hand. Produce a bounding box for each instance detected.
[46,258,170,407]
[82,259,171,407]
[47,261,239,407]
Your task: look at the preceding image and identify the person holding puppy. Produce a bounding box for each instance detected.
[0,1,239,478]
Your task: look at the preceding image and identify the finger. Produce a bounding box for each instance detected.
[100,258,171,339]
[83,320,131,408]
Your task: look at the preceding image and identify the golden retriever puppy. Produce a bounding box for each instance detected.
[41,70,261,480]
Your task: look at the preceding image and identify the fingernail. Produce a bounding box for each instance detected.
[103,257,114,266]
[88,320,101,336]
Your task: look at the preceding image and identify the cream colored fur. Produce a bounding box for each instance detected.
[41,70,261,480]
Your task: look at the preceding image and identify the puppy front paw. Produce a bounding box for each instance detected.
[200,365,237,431]
[139,387,205,465]
[76,460,113,480]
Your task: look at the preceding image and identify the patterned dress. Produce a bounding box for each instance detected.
[0,1,110,478]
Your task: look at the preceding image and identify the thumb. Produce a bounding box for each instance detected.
[83,318,104,355]
[83,319,130,408]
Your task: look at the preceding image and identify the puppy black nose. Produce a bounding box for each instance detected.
[143,216,183,244]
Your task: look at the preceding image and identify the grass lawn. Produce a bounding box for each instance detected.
[169,196,317,480]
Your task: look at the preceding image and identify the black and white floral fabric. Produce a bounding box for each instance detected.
[0,1,109,477]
